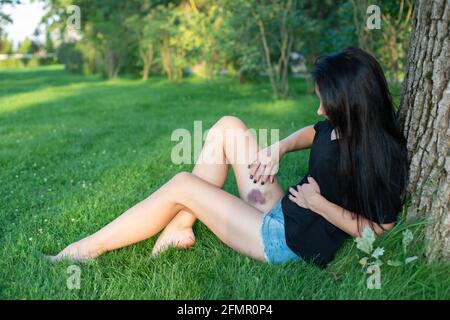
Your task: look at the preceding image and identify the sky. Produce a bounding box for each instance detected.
[2,0,46,46]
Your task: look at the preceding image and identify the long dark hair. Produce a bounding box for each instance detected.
[311,47,408,231]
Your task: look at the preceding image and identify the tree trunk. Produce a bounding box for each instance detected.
[350,0,373,52]
[398,0,450,262]
[104,48,121,79]
[140,46,154,81]
[257,18,278,96]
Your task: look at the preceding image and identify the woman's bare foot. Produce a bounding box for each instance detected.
[47,237,105,263]
[152,225,195,257]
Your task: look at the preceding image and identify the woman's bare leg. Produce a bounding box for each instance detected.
[152,116,284,255]
[51,172,267,262]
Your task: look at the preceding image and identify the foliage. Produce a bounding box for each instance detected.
[36,0,412,87]
[350,0,413,83]
[0,57,24,68]
[356,226,421,289]
[17,37,37,54]
[44,31,55,53]
[56,42,83,73]
[0,35,13,54]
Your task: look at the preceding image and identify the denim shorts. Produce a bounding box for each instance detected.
[260,199,302,264]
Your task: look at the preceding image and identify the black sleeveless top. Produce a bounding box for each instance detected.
[281,120,402,268]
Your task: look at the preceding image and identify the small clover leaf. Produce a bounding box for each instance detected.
[405,256,418,264]
[387,260,402,267]
[355,227,376,254]
[359,257,369,266]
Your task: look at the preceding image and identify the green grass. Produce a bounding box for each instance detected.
[0,65,448,299]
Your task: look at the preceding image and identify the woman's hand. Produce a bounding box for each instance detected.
[248,143,282,185]
[288,176,322,211]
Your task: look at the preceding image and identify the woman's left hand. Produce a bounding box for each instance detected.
[288,176,322,211]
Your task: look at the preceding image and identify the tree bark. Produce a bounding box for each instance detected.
[398,0,450,262]
[140,46,154,81]
[257,18,278,96]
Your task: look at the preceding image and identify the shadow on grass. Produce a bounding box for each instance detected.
[0,65,104,98]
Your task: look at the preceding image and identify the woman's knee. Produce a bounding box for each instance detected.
[215,115,246,130]
[171,171,195,188]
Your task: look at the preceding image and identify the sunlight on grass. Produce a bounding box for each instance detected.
[0,84,85,113]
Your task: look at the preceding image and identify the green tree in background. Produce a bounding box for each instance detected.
[0,35,13,54]
[44,31,54,53]
[351,0,413,83]
[40,0,412,90]
[253,0,301,97]
[17,37,34,54]
[80,0,141,78]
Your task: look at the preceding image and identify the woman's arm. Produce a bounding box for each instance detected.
[279,125,316,156]
[249,125,316,184]
[309,194,395,237]
[288,177,395,237]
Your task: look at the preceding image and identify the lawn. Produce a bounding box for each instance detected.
[0,65,448,299]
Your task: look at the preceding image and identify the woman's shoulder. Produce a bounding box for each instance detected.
[313,119,332,131]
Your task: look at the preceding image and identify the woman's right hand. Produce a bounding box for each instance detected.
[248,143,283,185]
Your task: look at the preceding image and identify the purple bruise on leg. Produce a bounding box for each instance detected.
[247,189,266,205]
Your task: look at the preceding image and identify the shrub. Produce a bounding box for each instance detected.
[0,58,25,69]
[56,42,83,73]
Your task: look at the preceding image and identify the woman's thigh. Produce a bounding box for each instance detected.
[172,172,268,262]
[215,116,285,213]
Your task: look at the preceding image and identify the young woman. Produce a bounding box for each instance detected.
[50,48,408,268]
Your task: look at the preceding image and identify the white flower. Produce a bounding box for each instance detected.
[371,247,385,259]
